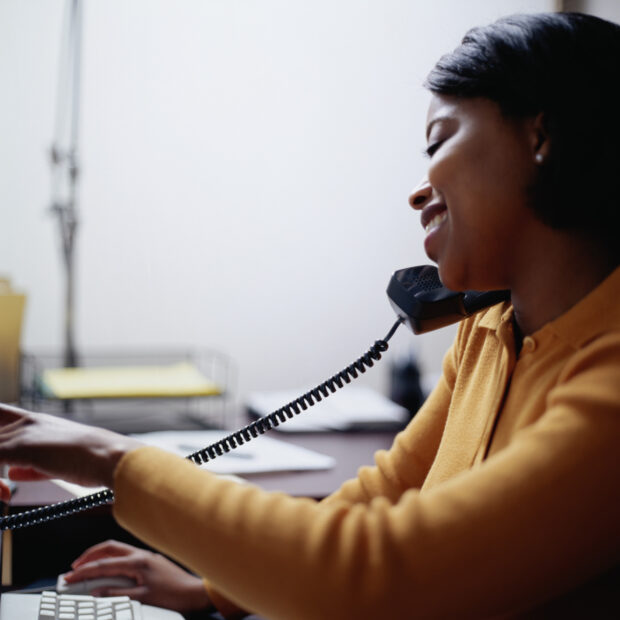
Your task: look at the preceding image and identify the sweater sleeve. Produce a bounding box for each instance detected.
[193,339,459,618]
[201,336,459,617]
[112,336,620,619]
[321,340,456,506]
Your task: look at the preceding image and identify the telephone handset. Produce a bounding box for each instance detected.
[388,265,510,334]
[0,266,509,531]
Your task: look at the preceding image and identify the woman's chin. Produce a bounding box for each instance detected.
[436,261,457,291]
[436,260,473,293]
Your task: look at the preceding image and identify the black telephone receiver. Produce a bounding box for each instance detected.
[388,265,510,334]
[0,266,509,531]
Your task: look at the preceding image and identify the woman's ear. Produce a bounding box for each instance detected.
[531,112,551,164]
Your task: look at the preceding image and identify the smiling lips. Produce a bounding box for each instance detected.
[421,203,448,234]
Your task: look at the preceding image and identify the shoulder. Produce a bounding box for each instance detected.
[554,330,620,393]
[549,266,620,349]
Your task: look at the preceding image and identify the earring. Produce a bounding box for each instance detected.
[535,153,544,164]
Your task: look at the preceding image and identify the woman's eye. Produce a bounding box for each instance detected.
[423,141,442,158]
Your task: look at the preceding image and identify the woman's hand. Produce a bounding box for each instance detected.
[0,478,12,503]
[1,408,212,611]
[66,540,212,612]
[0,404,143,489]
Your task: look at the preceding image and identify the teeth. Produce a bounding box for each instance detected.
[425,211,447,233]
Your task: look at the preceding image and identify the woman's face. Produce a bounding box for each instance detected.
[410,94,541,292]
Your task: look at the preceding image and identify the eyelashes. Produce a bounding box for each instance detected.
[422,141,442,159]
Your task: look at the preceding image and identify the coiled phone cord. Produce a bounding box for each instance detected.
[1,318,403,531]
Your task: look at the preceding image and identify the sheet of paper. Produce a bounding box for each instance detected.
[129,430,335,474]
[246,385,408,432]
[52,480,108,498]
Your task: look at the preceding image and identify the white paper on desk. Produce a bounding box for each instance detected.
[52,480,107,498]
[129,430,335,474]
[246,385,408,432]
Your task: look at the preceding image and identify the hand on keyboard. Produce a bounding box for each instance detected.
[57,573,137,596]
[66,540,211,612]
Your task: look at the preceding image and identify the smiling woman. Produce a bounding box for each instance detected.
[410,12,620,338]
[1,11,620,620]
[411,96,542,295]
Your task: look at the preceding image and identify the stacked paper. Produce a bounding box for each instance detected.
[246,385,408,432]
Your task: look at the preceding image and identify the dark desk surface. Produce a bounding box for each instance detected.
[244,431,396,497]
[9,430,397,506]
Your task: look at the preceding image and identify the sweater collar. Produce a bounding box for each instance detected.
[477,266,620,349]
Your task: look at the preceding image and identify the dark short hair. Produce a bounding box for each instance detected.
[425,12,620,262]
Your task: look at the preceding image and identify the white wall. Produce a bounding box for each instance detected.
[0,0,553,403]
[577,0,620,22]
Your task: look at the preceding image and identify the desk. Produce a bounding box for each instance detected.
[5,430,397,588]
[9,430,395,506]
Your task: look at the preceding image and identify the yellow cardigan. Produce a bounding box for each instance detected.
[113,267,620,619]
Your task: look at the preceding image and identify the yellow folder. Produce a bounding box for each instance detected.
[41,361,222,399]
[0,278,26,403]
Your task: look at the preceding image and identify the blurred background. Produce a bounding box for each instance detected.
[1,0,618,417]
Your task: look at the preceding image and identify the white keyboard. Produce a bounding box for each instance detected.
[0,592,183,620]
[39,591,135,619]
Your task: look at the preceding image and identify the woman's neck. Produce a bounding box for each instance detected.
[509,232,615,337]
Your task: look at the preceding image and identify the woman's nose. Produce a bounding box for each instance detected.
[409,178,432,210]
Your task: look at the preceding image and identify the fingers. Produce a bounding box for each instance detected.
[0,405,35,442]
[0,406,33,451]
[0,479,11,503]
[0,403,27,424]
[1,406,143,489]
[7,466,51,482]
[66,545,211,613]
[71,540,135,570]
[65,556,142,584]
